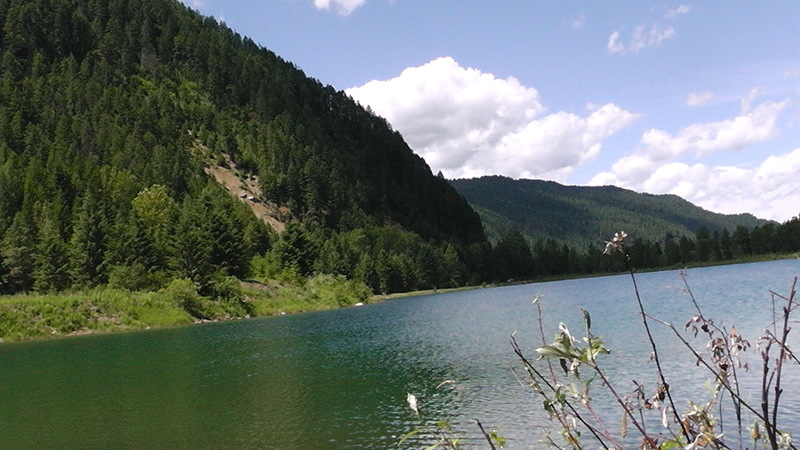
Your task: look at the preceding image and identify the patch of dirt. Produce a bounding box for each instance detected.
[193,141,288,233]
[240,279,281,293]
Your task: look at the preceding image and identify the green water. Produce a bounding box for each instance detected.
[2,259,799,448]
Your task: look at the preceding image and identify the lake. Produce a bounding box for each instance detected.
[2,259,799,448]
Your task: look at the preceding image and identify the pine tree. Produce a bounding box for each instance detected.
[130,183,175,264]
[1,211,36,293]
[695,226,712,262]
[273,222,318,277]
[68,189,109,288]
[202,187,249,278]
[33,207,69,292]
[171,196,213,286]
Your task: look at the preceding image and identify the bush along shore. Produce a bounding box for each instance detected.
[0,273,371,343]
[3,254,796,344]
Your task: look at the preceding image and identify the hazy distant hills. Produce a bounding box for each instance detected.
[450,176,768,247]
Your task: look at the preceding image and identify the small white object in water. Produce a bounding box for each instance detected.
[354,302,363,306]
[407,393,419,417]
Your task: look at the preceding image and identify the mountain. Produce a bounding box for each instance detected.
[0,0,487,295]
[450,176,769,246]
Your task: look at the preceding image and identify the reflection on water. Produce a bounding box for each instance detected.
[1,259,798,448]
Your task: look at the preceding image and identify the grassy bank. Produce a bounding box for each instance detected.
[3,254,794,343]
[0,274,371,343]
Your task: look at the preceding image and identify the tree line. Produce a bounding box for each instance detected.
[491,219,800,283]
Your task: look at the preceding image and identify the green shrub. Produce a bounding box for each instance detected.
[159,278,210,319]
[107,264,171,292]
[305,273,371,307]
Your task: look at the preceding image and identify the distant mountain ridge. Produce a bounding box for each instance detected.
[450,176,768,246]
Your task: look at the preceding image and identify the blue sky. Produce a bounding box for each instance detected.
[180,1,800,222]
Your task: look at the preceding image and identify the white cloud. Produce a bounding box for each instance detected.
[630,24,676,53]
[313,0,367,15]
[665,4,692,18]
[346,57,640,181]
[590,96,797,221]
[686,91,714,106]
[641,100,788,157]
[607,31,624,54]
[741,87,761,114]
[589,155,800,222]
[645,151,800,222]
[608,24,676,55]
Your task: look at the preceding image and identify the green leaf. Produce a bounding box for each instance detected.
[582,308,591,331]
[536,345,571,359]
[490,431,506,447]
[397,429,421,445]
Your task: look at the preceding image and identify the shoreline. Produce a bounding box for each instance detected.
[369,283,493,302]
[2,254,795,344]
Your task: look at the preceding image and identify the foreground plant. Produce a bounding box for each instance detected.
[399,388,506,449]
[516,231,798,449]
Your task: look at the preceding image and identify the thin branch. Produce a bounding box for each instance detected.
[474,418,497,450]
[764,329,800,366]
[646,314,772,424]
[770,276,797,449]
[511,336,613,449]
[762,340,777,450]
[589,358,657,449]
[680,270,704,317]
[534,294,558,383]
[628,264,689,441]
[681,272,744,438]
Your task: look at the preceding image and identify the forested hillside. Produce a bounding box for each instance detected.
[451,176,767,245]
[451,176,800,281]
[0,0,489,296]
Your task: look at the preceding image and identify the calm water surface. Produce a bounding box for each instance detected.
[2,259,799,448]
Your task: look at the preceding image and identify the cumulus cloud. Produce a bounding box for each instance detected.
[590,96,797,221]
[641,100,787,158]
[313,0,367,15]
[346,57,640,181]
[686,91,714,106]
[641,152,800,221]
[591,155,800,222]
[596,98,788,182]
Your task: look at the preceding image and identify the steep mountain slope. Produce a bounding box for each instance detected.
[0,0,486,295]
[451,176,768,245]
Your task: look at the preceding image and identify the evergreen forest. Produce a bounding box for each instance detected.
[1,0,800,313]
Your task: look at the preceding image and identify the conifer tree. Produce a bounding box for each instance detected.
[33,207,69,292]
[171,195,213,287]
[273,222,318,277]
[0,211,36,293]
[68,189,109,288]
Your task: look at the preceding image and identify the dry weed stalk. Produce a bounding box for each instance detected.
[519,231,798,449]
